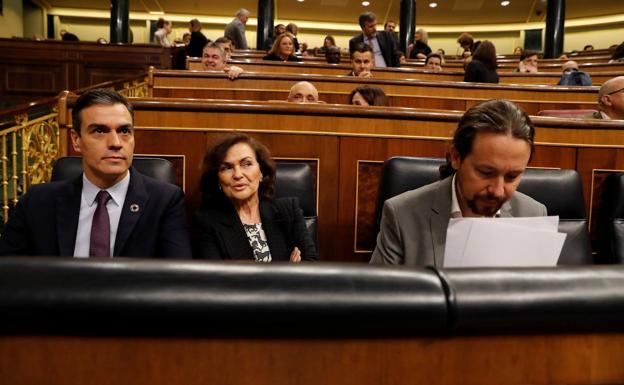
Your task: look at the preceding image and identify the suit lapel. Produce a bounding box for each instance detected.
[113,168,148,256]
[56,176,82,256]
[429,177,453,267]
[259,200,289,261]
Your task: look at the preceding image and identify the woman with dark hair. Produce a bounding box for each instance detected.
[463,40,499,84]
[285,23,301,52]
[317,35,336,54]
[195,133,317,262]
[350,86,389,106]
[609,42,624,63]
[263,34,302,62]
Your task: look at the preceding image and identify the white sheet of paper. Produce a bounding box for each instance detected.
[444,216,565,267]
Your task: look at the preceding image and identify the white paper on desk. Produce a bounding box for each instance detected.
[444,216,566,267]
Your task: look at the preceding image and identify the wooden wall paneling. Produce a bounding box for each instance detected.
[577,148,624,251]
[338,136,450,262]
[151,71,599,103]
[3,333,624,385]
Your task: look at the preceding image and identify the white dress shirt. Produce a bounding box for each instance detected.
[73,172,130,257]
[365,35,387,67]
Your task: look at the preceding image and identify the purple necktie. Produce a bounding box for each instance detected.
[89,190,112,257]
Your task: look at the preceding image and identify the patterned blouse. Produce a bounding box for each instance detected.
[242,223,272,262]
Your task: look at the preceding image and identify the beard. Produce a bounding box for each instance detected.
[465,192,506,217]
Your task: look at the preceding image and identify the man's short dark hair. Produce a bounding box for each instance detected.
[351,43,373,59]
[520,50,538,61]
[359,12,377,29]
[425,53,442,66]
[72,88,133,135]
[440,99,535,178]
[384,20,395,28]
[325,46,342,64]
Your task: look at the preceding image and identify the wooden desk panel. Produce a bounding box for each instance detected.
[150,70,599,103]
[2,333,624,385]
[188,59,617,85]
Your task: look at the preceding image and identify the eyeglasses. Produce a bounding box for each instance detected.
[608,86,624,96]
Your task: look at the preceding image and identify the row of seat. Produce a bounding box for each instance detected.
[50,156,624,264]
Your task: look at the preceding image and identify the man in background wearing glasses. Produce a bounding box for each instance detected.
[588,76,624,120]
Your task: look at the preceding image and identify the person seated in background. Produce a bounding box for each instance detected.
[464,40,499,84]
[513,46,523,55]
[350,85,389,106]
[408,28,432,59]
[609,42,624,63]
[215,37,234,61]
[60,30,79,41]
[583,44,594,51]
[384,20,396,34]
[516,50,538,73]
[349,43,374,78]
[371,99,546,266]
[285,23,301,52]
[181,32,191,46]
[399,53,407,65]
[317,35,336,54]
[557,61,592,86]
[424,53,443,72]
[287,81,322,104]
[264,24,285,51]
[187,18,210,58]
[586,76,624,120]
[325,46,342,64]
[436,48,446,59]
[96,38,108,44]
[349,12,401,68]
[300,42,309,56]
[201,42,243,80]
[0,88,192,258]
[263,34,302,62]
[154,18,173,47]
[195,132,318,262]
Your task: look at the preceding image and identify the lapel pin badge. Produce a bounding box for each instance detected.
[130,203,140,213]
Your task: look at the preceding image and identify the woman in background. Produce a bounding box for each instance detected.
[263,34,302,62]
[350,86,389,106]
[195,133,317,262]
[408,29,432,59]
[187,18,209,57]
[154,18,173,47]
[463,40,499,84]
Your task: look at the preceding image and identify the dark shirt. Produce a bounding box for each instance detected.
[187,31,209,58]
[409,41,432,59]
[263,53,302,62]
[464,59,499,84]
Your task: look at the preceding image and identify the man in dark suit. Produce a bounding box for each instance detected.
[0,89,192,258]
[349,12,401,68]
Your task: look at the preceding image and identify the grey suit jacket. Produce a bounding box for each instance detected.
[224,18,248,50]
[370,176,547,267]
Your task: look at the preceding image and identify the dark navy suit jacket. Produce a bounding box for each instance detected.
[0,168,192,258]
